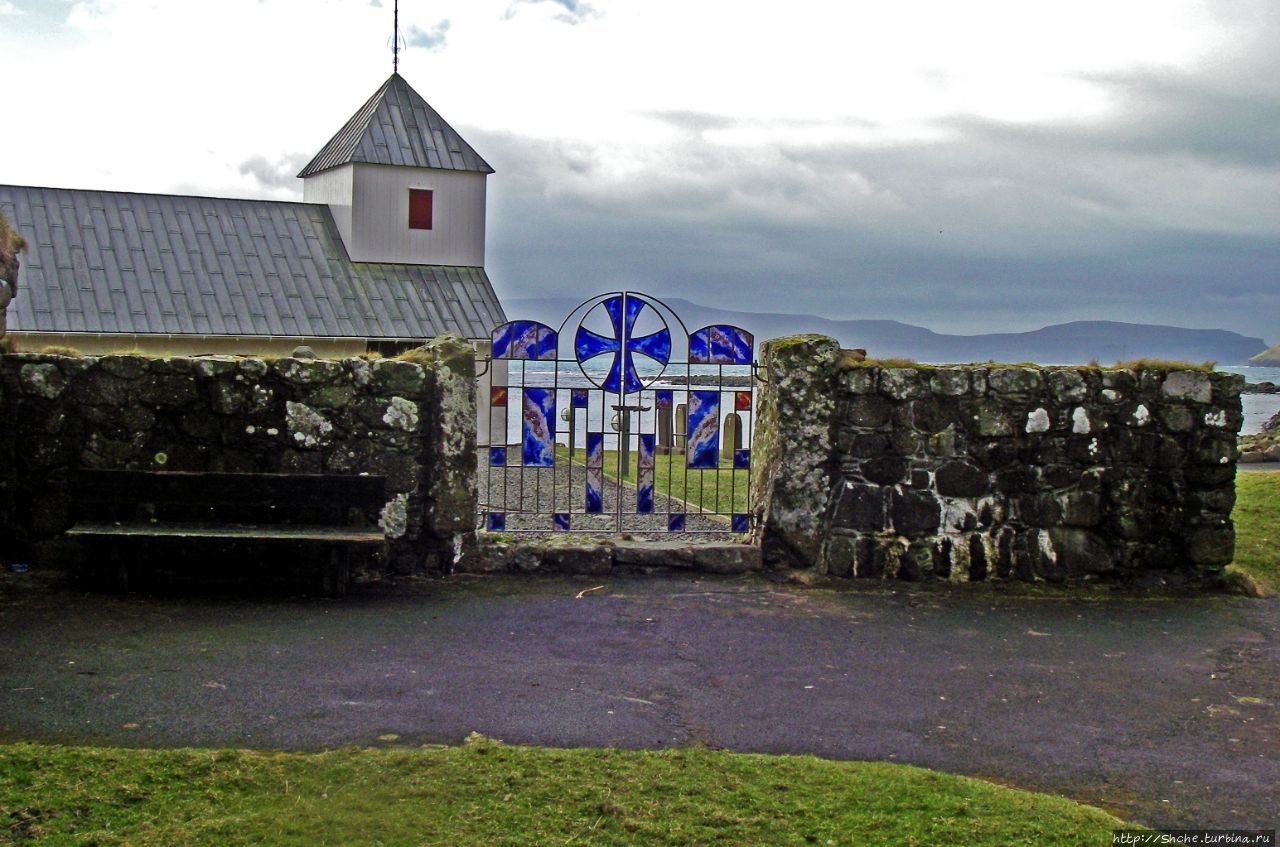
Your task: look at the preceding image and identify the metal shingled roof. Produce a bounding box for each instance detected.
[0,184,506,341]
[298,74,494,178]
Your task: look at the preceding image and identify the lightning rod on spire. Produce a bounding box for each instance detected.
[393,0,400,74]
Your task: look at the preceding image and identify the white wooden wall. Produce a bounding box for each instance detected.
[347,164,487,266]
[301,166,355,251]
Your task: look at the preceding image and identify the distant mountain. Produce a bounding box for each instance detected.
[504,296,1268,366]
[1249,343,1280,366]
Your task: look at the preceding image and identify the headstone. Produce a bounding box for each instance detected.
[721,412,743,463]
[656,403,673,455]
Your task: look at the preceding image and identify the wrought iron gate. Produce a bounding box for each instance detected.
[478,291,757,535]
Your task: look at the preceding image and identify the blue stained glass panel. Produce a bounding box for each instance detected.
[574,326,616,363]
[686,390,721,470]
[732,514,750,533]
[575,294,672,395]
[734,449,751,470]
[585,432,604,514]
[571,388,589,408]
[486,512,506,532]
[630,328,671,365]
[668,514,686,532]
[689,325,754,365]
[637,434,655,514]
[605,294,644,339]
[655,390,673,409]
[489,447,507,467]
[492,321,558,360]
[521,388,556,467]
[605,360,640,395]
[554,513,571,532]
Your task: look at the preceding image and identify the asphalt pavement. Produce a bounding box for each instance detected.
[0,569,1276,831]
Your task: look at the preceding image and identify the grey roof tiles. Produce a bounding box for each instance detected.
[0,184,506,341]
[298,74,494,177]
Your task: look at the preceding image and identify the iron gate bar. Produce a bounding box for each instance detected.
[479,291,756,536]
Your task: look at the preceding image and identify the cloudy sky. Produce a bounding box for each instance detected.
[1,0,1276,340]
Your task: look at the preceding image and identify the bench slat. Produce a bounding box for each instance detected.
[75,469,388,508]
[73,469,389,527]
[68,522,386,543]
[68,469,392,597]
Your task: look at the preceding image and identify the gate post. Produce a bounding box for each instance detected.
[752,335,840,566]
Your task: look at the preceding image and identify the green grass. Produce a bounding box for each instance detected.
[557,445,751,516]
[0,739,1126,846]
[1228,472,1280,596]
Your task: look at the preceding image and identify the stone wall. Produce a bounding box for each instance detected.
[0,336,477,576]
[753,336,1243,586]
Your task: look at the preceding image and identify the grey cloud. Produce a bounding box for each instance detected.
[4,0,72,30]
[465,0,1280,342]
[238,154,310,190]
[406,20,450,51]
[472,104,1280,343]
[504,0,599,24]
[643,111,737,134]
[1064,3,1280,168]
[1081,73,1280,168]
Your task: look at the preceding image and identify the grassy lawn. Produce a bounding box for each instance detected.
[1228,472,1280,596]
[0,739,1125,846]
[557,445,751,516]
[14,474,1280,844]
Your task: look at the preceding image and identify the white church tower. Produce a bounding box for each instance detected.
[298,73,494,267]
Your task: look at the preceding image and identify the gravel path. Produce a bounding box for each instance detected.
[476,455,744,536]
[1,572,1276,831]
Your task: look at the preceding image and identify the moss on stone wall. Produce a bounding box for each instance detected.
[755,336,1243,587]
[752,335,840,567]
[0,347,477,575]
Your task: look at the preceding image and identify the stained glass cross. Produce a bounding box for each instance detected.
[574,294,671,394]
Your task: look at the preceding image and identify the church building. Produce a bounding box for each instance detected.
[0,73,506,357]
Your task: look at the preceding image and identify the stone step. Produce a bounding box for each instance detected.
[471,537,762,576]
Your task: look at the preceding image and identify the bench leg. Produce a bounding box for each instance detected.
[322,548,350,598]
[93,543,134,592]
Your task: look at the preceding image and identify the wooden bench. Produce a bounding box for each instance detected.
[67,469,388,596]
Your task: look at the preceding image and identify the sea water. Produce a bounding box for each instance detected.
[488,362,1280,449]
[486,359,754,451]
[1219,366,1280,435]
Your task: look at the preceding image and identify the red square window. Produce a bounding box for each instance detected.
[408,189,433,230]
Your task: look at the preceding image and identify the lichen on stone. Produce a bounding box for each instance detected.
[382,396,421,431]
[379,493,409,539]
[1161,371,1212,403]
[19,363,65,398]
[286,400,334,448]
[1025,408,1051,433]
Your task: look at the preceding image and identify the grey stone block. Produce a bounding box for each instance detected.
[831,482,887,531]
[891,488,941,536]
[692,545,763,574]
[935,460,989,497]
[880,368,926,400]
[845,395,894,428]
[862,456,909,485]
[988,367,1043,396]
